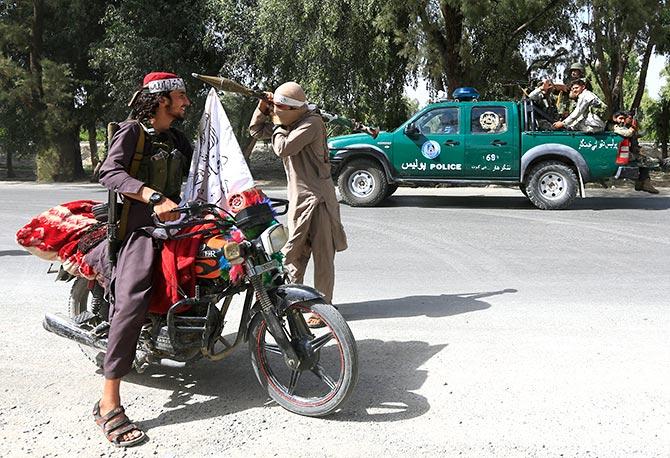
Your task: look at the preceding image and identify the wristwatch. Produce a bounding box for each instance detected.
[148,192,164,206]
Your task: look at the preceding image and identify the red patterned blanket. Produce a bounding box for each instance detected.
[15,200,99,278]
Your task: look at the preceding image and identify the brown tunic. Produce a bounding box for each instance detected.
[249,108,347,302]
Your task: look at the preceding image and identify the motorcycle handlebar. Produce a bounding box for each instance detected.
[152,198,288,234]
[269,198,289,216]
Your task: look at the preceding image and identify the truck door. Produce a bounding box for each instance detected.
[464,104,518,178]
[392,106,465,177]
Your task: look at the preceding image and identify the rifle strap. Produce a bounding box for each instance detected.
[118,123,147,240]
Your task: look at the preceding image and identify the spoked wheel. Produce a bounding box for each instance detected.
[248,300,358,417]
[68,277,108,368]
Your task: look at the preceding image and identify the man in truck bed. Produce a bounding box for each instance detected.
[552,79,606,133]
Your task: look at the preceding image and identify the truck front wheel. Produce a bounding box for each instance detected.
[338,159,388,207]
[526,161,578,210]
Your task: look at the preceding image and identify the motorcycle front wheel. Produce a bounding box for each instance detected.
[248,300,358,417]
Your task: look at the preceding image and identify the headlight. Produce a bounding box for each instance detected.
[260,224,288,254]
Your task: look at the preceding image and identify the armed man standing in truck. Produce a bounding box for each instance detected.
[528,78,562,129]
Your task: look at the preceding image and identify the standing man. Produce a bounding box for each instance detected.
[95,72,192,447]
[528,78,562,128]
[566,62,592,90]
[249,82,347,328]
[552,79,606,133]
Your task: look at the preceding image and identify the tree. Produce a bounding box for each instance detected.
[91,0,225,137]
[644,66,670,158]
[571,0,670,115]
[1,0,109,181]
[0,2,36,178]
[374,0,574,98]
[240,0,413,130]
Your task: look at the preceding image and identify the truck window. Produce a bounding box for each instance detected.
[471,106,508,134]
[416,107,460,135]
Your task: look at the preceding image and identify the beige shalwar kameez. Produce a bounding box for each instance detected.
[249,108,347,303]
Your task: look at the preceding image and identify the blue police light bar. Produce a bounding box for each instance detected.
[452,87,479,101]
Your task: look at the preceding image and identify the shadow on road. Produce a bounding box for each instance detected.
[127,290,512,430]
[339,289,517,321]
[127,338,447,430]
[378,194,670,210]
[378,195,533,209]
[0,250,31,257]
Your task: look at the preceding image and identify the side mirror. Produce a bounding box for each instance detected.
[404,122,420,137]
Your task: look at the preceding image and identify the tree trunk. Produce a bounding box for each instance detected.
[630,38,654,112]
[440,3,465,91]
[242,137,257,162]
[30,0,45,103]
[54,127,84,181]
[6,149,15,179]
[417,2,465,93]
[661,102,669,159]
[87,121,99,169]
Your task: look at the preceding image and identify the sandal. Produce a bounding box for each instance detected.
[93,401,146,447]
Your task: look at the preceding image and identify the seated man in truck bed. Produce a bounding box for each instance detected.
[552,79,606,133]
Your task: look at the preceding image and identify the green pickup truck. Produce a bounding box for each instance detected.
[328,91,637,210]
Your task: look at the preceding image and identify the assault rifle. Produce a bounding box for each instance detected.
[106,122,121,266]
[192,73,379,138]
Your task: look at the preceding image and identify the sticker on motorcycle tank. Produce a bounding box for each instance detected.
[421,140,441,159]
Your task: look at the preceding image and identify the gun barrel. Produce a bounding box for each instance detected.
[192,73,266,99]
[192,73,224,90]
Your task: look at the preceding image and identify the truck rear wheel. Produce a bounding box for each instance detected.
[526,161,578,210]
[338,159,388,207]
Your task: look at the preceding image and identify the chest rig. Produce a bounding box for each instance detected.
[105,121,189,265]
[137,125,188,202]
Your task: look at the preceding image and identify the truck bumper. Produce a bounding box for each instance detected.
[614,166,639,180]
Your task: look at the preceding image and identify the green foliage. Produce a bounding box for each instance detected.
[373,0,575,98]
[91,0,224,136]
[240,0,412,129]
[569,0,670,113]
[3,0,670,180]
[641,65,670,153]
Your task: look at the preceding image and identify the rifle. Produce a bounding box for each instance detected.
[106,122,121,266]
[192,73,379,138]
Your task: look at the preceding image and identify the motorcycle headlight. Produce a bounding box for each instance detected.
[260,224,288,254]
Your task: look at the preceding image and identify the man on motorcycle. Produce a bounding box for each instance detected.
[94,72,192,447]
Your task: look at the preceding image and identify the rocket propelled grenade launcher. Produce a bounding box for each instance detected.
[192,73,378,138]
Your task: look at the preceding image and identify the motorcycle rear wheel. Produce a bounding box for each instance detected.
[248,300,358,417]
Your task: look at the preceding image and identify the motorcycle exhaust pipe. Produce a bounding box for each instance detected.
[43,312,108,351]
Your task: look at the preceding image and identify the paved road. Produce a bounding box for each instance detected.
[1,182,669,457]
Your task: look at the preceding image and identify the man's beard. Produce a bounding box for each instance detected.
[165,101,186,121]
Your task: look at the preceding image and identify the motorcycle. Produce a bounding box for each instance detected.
[42,199,358,417]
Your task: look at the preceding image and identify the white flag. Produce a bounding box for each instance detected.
[182,88,255,210]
